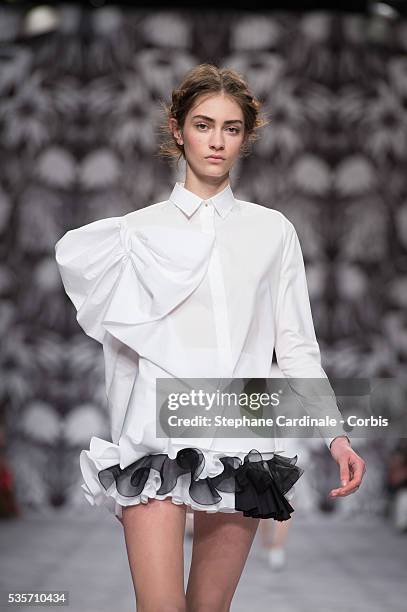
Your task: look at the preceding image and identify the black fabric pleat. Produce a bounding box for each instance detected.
[98,448,304,521]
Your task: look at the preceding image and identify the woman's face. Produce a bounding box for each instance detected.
[170,92,246,179]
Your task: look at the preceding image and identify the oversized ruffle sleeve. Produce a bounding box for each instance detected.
[54,215,216,354]
[274,219,349,449]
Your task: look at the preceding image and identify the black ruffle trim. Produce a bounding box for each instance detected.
[98,448,304,521]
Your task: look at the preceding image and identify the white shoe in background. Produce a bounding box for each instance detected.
[267,547,286,570]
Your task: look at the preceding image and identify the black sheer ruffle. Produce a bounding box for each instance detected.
[98,448,304,521]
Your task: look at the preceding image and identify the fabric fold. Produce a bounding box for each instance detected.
[55,215,216,352]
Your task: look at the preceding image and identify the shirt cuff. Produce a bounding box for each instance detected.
[327,435,351,450]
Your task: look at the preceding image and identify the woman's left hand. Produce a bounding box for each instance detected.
[328,437,366,498]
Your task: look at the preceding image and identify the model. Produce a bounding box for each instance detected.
[54,63,366,612]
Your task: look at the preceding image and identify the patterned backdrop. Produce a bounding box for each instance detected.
[1,6,406,517]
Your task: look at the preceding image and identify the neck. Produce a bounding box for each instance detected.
[183,168,230,200]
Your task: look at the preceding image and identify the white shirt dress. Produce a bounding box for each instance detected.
[54,181,347,522]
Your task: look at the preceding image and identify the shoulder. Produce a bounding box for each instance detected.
[237,199,296,236]
[124,200,169,225]
[56,200,168,243]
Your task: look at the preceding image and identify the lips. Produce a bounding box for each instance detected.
[207,156,224,160]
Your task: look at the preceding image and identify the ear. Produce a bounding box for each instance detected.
[169,117,183,146]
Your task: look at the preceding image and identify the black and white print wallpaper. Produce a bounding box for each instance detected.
[1,6,406,516]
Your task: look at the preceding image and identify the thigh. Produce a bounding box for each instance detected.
[186,510,260,612]
[122,497,187,611]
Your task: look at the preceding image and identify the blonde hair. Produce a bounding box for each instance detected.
[156,63,269,167]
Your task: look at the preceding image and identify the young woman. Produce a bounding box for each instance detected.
[55,64,366,612]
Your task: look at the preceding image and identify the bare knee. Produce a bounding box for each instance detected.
[188,604,229,612]
[187,593,231,612]
[136,594,187,612]
[137,602,187,612]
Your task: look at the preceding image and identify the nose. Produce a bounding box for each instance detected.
[209,129,225,150]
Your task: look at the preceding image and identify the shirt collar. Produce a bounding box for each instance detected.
[169,181,236,219]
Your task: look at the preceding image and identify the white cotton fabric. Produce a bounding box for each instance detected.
[55,180,346,519]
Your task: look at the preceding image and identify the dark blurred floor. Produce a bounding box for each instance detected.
[1,506,406,612]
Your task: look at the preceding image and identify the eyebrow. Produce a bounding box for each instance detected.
[192,114,243,125]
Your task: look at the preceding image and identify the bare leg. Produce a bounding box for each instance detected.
[271,518,292,548]
[258,515,292,548]
[185,509,194,537]
[258,517,273,547]
[186,510,260,612]
[258,499,295,570]
[121,498,187,612]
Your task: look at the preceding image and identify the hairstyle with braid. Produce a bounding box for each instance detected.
[156,63,269,167]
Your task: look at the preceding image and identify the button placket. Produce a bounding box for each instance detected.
[199,201,234,375]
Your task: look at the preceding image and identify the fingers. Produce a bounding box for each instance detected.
[350,454,367,483]
[329,455,366,498]
[329,482,359,497]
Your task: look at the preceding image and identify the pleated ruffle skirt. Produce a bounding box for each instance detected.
[81,440,304,522]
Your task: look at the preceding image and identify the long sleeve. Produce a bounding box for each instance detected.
[274,218,348,449]
[55,216,130,344]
